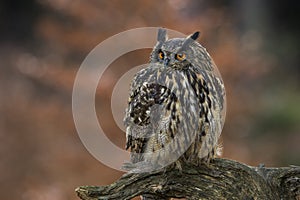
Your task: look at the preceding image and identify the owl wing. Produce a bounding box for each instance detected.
[124,79,173,164]
[123,64,200,171]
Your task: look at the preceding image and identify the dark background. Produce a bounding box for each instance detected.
[0,0,299,199]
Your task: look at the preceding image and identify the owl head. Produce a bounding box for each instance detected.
[150,28,214,71]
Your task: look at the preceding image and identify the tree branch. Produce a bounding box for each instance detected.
[75,158,300,200]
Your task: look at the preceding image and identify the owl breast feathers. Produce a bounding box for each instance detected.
[123,28,226,172]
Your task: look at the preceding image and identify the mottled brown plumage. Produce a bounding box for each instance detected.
[123,28,226,175]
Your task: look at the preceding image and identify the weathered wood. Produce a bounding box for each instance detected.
[75,158,300,200]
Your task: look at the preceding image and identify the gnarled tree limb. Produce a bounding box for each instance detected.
[75,158,300,200]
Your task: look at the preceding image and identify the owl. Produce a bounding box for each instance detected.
[123,28,226,174]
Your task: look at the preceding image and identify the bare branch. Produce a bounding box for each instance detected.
[75,158,300,200]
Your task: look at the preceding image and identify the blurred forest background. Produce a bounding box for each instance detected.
[0,0,299,199]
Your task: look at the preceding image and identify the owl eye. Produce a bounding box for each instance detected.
[158,51,164,60]
[175,53,186,61]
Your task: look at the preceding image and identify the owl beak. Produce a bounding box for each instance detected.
[164,57,170,66]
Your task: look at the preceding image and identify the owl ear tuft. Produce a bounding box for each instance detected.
[190,31,200,40]
[180,31,201,51]
[157,28,167,42]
